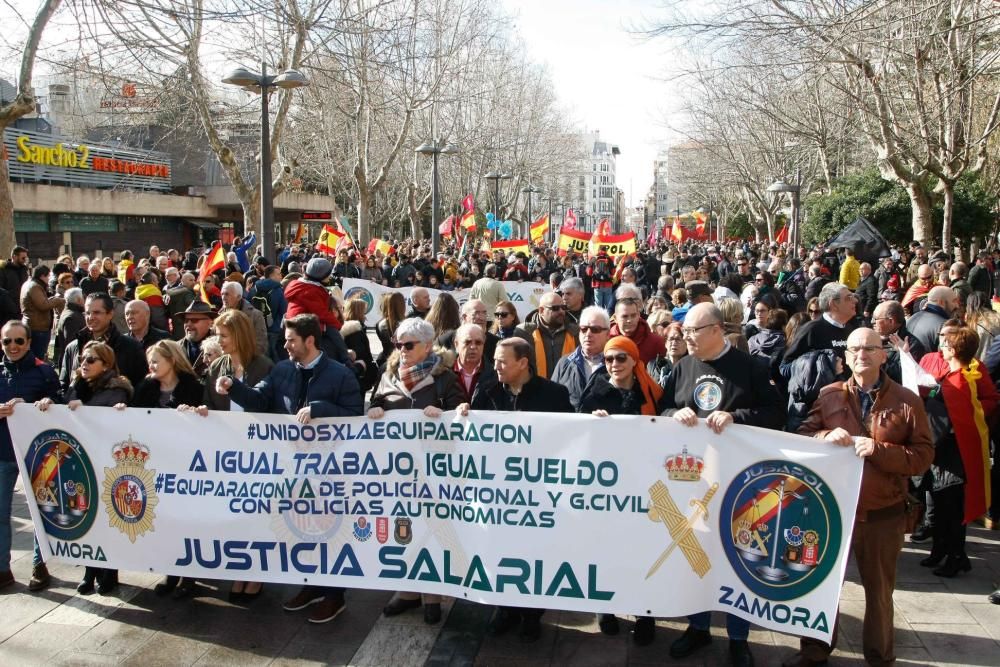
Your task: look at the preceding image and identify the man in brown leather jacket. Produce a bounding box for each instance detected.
[783,328,933,667]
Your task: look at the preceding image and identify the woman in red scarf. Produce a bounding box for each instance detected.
[918,320,998,577]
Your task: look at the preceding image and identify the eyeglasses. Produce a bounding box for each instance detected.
[393,341,419,351]
[544,305,566,312]
[81,356,101,365]
[494,311,513,319]
[846,345,881,355]
[1,337,25,346]
[808,309,821,315]
[604,352,630,365]
[579,325,608,334]
[666,336,685,342]
[681,323,718,336]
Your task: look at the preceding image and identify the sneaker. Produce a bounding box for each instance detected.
[598,613,620,636]
[27,564,50,592]
[308,597,345,624]
[729,639,755,667]
[632,616,655,646]
[909,525,931,543]
[283,587,325,611]
[0,570,13,591]
[669,626,712,659]
[519,615,542,643]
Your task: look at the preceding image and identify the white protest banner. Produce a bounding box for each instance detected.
[342,278,552,328]
[9,407,861,641]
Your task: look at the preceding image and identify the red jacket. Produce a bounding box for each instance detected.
[609,318,664,364]
[284,279,341,331]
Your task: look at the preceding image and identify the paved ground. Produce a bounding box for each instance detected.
[3,473,1000,666]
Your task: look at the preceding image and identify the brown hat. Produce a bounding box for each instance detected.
[184,300,218,320]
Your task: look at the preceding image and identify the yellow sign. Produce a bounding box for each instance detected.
[17,135,89,168]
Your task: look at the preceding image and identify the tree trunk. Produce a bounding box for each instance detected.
[0,147,16,253]
[242,192,261,242]
[906,185,934,245]
[357,189,373,246]
[939,180,956,255]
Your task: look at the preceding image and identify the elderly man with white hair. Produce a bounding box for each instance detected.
[437,299,499,363]
[551,306,612,409]
[53,287,86,365]
[125,299,170,351]
[220,281,268,357]
[782,282,859,365]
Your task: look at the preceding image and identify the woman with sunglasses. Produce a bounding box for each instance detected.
[368,318,463,624]
[491,300,520,339]
[578,336,663,645]
[37,341,132,595]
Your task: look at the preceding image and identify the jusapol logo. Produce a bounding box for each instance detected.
[719,460,842,601]
[344,286,374,313]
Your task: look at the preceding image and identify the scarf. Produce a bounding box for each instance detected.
[604,336,663,415]
[399,353,440,394]
[533,327,575,379]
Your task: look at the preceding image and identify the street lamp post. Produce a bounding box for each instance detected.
[222,64,309,263]
[484,171,514,223]
[416,139,460,256]
[767,167,802,250]
[522,184,542,240]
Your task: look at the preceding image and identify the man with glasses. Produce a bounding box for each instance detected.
[438,299,498,363]
[552,306,612,409]
[872,300,926,384]
[59,292,146,393]
[783,283,859,366]
[514,292,579,379]
[0,321,61,592]
[782,328,932,667]
[610,296,663,363]
[659,302,784,666]
[901,263,937,315]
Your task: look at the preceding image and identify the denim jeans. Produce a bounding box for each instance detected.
[688,611,750,640]
[595,287,614,312]
[0,460,19,572]
[29,331,51,363]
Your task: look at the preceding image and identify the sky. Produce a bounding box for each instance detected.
[502,0,685,207]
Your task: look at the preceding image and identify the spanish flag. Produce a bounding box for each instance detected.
[198,241,226,303]
[460,210,477,233]
[670,217,685,244]
[557,227,591,256]
[589,221,637,259]
[367,238,393,257]
[316,224,343,255]
[492,238,530,256]
[529,214,550,243]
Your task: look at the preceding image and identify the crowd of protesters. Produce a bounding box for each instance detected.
[2,232,1000,666]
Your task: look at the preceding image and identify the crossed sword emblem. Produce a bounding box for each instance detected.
[646,481,719,579]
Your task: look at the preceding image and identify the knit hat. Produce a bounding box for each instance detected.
[305,257,333,281]
[603,336,663,416]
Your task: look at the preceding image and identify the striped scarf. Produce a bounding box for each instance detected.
[399,353,440,394]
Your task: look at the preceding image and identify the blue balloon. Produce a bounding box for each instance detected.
[485,212,497,230]
[499,220,513,239]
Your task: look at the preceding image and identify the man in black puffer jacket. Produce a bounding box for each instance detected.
[0,321,61,592]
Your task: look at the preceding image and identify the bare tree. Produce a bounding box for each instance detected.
[0,0,63,252]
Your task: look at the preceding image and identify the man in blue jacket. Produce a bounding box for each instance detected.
[233,232,257,273]
[0,321,61,592]
[216,313,363,623]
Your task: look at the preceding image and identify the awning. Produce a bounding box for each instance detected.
[184,219,220,230]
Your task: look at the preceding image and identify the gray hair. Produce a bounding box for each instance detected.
[64,287,84,305]
[201,335,223,358]
[395,317,435,344]
[615,283,643,301]
[818,282,849,312]
[484,263,498,278]
[561,276,584,293]
[927,285,956,307]
[579,305,611,328]
[221,281,243,297]
[124,299,149,314]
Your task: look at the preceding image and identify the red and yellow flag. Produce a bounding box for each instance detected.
[198,241,226,303]
[589,221,637,259]
[460,210,477,232]
[670,217,685,244]
[491,238,530,256]
[557,227,591,256]
[292,223,306,244]
[316,224,344,254]
[529,213,550,243]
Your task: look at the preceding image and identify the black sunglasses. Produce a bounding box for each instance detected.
[1,337,26,346]
[494,311,512,318]
[604,352,630,365]
[393,341,419,351]
[579,325,608,334]
[82,356,101,365]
